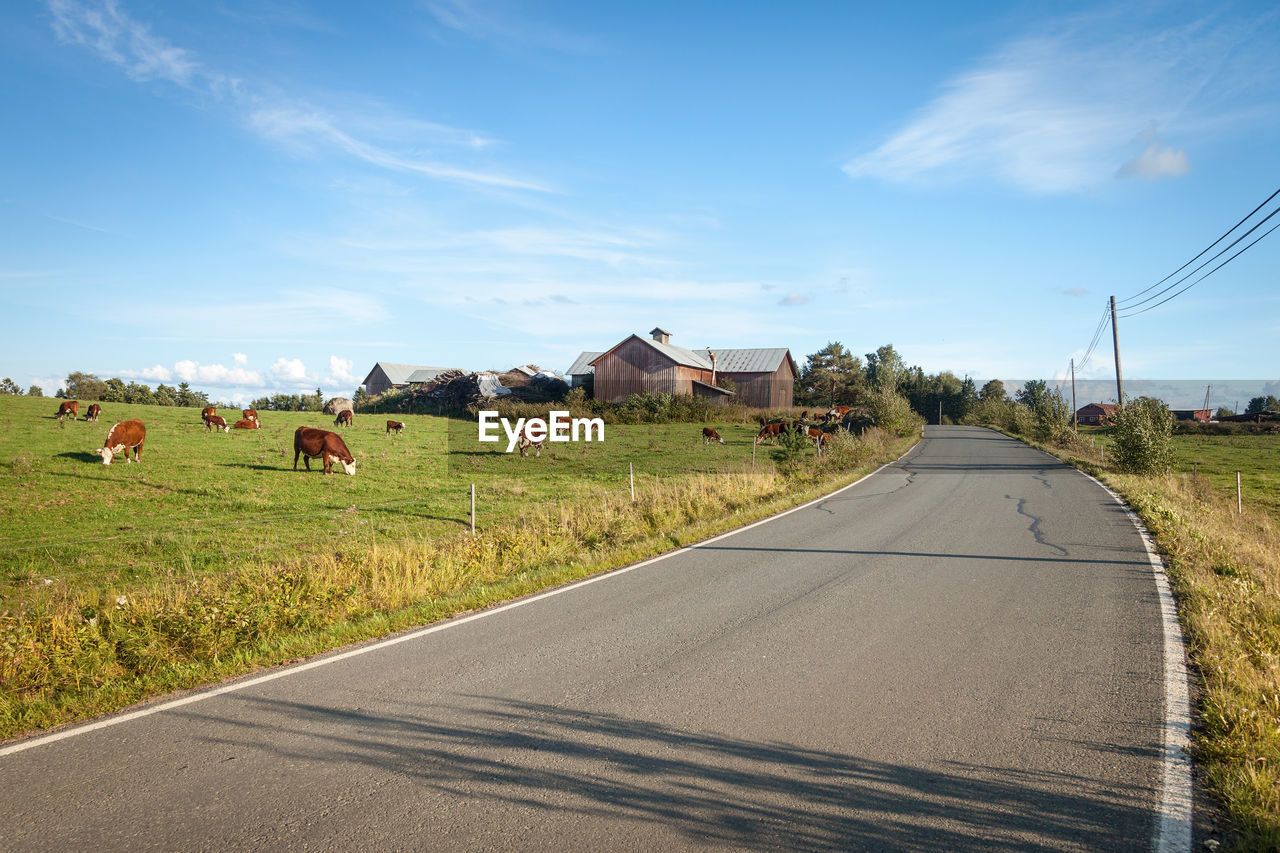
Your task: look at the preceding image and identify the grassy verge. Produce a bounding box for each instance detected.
[1008,429,1280,848]
[1,391,915,741]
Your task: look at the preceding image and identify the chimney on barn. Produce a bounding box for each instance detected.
[707,348,717,385]
[650,327,671,345]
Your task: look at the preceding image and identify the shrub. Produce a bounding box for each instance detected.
[1109,397,1175,475]
[866,388,923,437]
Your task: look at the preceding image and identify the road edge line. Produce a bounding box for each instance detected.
[1,439,921,759]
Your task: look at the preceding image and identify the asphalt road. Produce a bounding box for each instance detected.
[1,426,1180,851]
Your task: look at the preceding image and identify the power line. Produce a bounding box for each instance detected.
[1119,217,1280,318]
[1116,185,1280,306]
[1075,304,1112,372]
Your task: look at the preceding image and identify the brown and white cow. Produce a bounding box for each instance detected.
[56,401,79,421]
[231,419,259,429]
[386,420,405,435]
[242,408,258,423]
[334,410,353,428]
[293,426,355,475]
[754,420,791,444]
[516,434,543,457]
[702,426,724,445]
[201,405,217,424]
[205,415,229,432]
[95,419,145,465]
[805,426,831,455]
[84,404,101,423]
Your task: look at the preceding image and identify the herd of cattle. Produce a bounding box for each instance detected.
[53,400,411,476]
[53,398,864,472]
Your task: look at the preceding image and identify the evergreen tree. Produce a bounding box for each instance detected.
[795,342,865,407]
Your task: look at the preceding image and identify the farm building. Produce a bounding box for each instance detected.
[361,362,455,397]
[588,328,797,408]
[1075,403,1118,425]
[1172,409,1212,423]
[565,352,603,389]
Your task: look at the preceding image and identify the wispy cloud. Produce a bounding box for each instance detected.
[424,0,598,52]
[844,9,1270,193]
[46,1,548,192]
[778,293,811,307]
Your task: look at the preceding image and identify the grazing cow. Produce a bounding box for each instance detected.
[95,419,145,465]
[205,415,229,432]
[825,405,852,421]
[517,434,543,457]
[702,426,724,445]
[334,410,353,428]
[386,420,405,435]
[754,420,791,444]
[293,426,355,475]
[56,401,79,421]
[231,419,259,430]
[805,426,832,455]
[242,408,258,423]
[201,405,217,424]
[84,404,101,423]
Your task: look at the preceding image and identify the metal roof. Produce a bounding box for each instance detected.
[712,348,792,374]
[566,351,603,375]
[406,367,452,384]
[363,362,451,386]
[690,379,733,395]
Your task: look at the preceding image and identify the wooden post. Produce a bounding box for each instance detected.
[470,483,476,534]
[752,440,756,468]
[629,462,635,501]
[1237,471,1242,514]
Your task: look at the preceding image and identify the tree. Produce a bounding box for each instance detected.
[865,344,905,391]
[0,378,21,395]
[100,378,127,403]
[979,379,1006,402]
[176,382,208,408]
[1015,379,1053,411]
[64,371,106,401]
[1110,397,1174,475]
[1245,395,1280,414]
[795,342,865,407]
[154,383,177,406]
[27,385,43,397]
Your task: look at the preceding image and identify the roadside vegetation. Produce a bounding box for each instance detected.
[0,393,917,741]
[972,390,1280,848]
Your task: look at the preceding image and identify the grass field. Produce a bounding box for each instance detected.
[0,396,774,607]
[1,393,912,740]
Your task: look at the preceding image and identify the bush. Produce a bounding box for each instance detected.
[1029,390,1072,444]
[866,388,923,437]
[1109,397,1175,475]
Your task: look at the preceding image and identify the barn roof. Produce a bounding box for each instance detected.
[406,367,452,384]
[588,336,714,370]
[566,352,603,376]
[713,348,795,374]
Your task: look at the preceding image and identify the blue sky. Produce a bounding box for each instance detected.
[2,1,1277,405]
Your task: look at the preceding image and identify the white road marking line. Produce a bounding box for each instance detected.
[1,446,916,758]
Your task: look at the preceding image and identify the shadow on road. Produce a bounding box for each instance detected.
[184,694,1153,850]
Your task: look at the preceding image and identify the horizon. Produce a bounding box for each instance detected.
[3,1,1278,405]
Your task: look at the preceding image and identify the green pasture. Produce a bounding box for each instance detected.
[1169,433,1280,517]
[0,396,778,606]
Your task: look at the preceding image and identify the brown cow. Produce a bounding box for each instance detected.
[84,404,102,423]
[294,426,355,475]
[242,408,258,423]
[805,426,831,455]
[386,420,405,435]
[95,419,145,465]
[56,401,79,421]
[517,434,543,457]
[231,419,259,429]
[205,415,229,432]
[702,426,724,445]
[334,410,353,428]
[201,405,217,424]
[754,420,790,444]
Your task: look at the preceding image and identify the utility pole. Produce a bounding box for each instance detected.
[1110,295,1125,407]
[1070,357,1077,431]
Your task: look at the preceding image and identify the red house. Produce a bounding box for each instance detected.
[1075,403,1118,425]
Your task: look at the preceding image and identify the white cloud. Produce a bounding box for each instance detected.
[327,356,356,384]
[271,357,311,384]
[843,11,1252,193]
[48,0,213,89]
[1117,143,1190,179]
[233,352,248,366]
[173,359,265,386]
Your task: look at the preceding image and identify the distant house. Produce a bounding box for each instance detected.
[565,352,603,389]
[1075,403,1118,426]
[361,362,454,397]
[1172,409,1212,423]
[589,328,796,408]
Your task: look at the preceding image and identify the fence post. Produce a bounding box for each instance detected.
[1237,471,1242,514]
[470,483,476,534]
[629,462,635,502]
